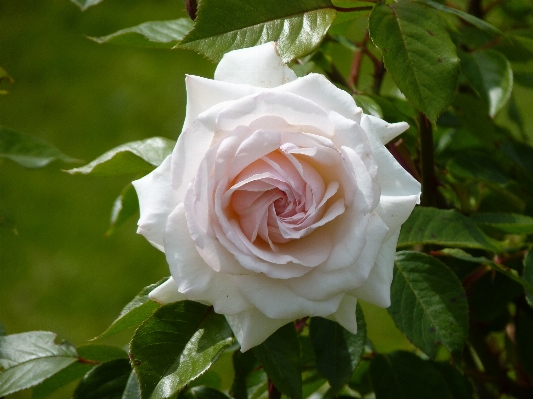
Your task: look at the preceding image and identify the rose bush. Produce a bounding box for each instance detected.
[133,42,421,351]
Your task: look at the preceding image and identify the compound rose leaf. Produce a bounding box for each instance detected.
[389,252,469,358]
[130,301,233,399]
[91,19,193,49]
[309,304,366,391]
[179,0,337,62]
[369,2,459,121]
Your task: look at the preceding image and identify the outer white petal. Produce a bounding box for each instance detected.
[361,113,409,145]
[133,156,177,251]
[349,229,401,307]
[214,42,297,88]
[226,309,293,352]
[376,195,420,241]
[164,204,253,315]
[149,277,187,304]
[328,295,358,334]
[275,73,362,123]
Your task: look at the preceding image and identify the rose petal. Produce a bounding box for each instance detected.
[328,295,358,334]
[214,42,297,88]
[361,113,409,145]
[133,156,177,251]
[226,309,293,352]
[149,277,188,304]
[376,195,421,241]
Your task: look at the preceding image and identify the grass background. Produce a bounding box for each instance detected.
[0,1,411,397]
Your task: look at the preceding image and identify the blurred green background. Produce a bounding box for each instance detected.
[0,1,411,396]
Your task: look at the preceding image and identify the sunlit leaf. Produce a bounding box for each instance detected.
[389,252,468,357]
[369,2,459,121]
[0,332,79,397]
[91,19,193,48]
[70,0,104,11]
[460,49,513,117]
[179,0,337,62]
[310,304,366,390]
[253,323,302,399]
[66,137,174,176]
[130,301,233,399]
[106,183,139,236]
[0,126,78,168]
[94,279,166,339]
[72,358,132,399]
[397,207,500,252]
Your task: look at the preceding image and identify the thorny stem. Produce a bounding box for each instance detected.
[419,113,437,207]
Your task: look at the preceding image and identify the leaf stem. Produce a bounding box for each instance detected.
[418,113,437,207]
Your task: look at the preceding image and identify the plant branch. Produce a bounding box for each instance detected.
[419,113,437,207]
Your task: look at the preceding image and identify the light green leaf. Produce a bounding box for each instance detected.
[253,323,302,399]
[353,95,383,118]
[369,2,459,121]
[0,332,79,397]
[0,126,79,168]
[397,207,500,252]
[459,49,513,117]
[130,301,233,399]
[106,183,139,236]
[91,19,193,48]
[370,351,474,399]
[417,0,502,36]
[309,304,366,390]
[70,0,104,11]
[507,30,533,54]
[72,358,132,399]
[470,212,533,235]
[435,248,533,297]
[179,386,231,399]
[524,251,533,307]
[122,372,141,399]
[66,137,174,176]
[93,279,166,339]
[389,252,468,357]
[179,0,337,63]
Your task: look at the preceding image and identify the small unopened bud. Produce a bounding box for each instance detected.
[186,0,198,21]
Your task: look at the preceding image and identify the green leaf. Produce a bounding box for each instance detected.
[0,332,79,396]
[32,363,94,399]
[0,204,16,232]
[106,183,139,236]
[389,251,468,357]
[501,141,533,188]
[368,2,459,121]
[507,30,533,54]
[179,386,230,399]
[369,351,474,399]
[417,0,502,36]
[230,350,260,399]
[66,137,174,176]
[470,212,533,235]
[397,207,500,252]
[446,151,510,185]
[130,301,233,399]
[94,279,166,340]
[253,323,302,399]
[179,0,337,63]
[70,0,104,11]
[309,304,366,390]
[524,251,533,308]
[434,248,533,298]
[0,66,14,95]
[91,19,193,48]
[77,345,128,362]
[353,95,383,118]
[459,49,513,117]
[72,358,132,399]
[122,372,141,399]
[0,126,78,168]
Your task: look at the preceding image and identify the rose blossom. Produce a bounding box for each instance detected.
[133,42,421,351]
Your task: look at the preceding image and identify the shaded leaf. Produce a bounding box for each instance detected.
[507,30,533,54]
[470,212,533,235]
[389,252,468,357]
[501,141,533,188]
[66,137,174,176]
[179,0,337,62]
[94,279,166,339]
[515,308,533,379]
[91,19,193,49]
[70,0,104,11]
[369,2,459,121]
[353,95,383,118]
[525,250,533,308]
[32,363,93,399]
[397,207,500,252]
[0,66,14,95]
[434,248,533,298]
[370,351,473,399]
[106,183,139,236]
[122,372,141,399]
[77,345,128,362]
[0,204,16,232]
[309,304,366,390]
[418,0,501,36]
[0,126,79,168]
[0,332,78,396]
[130,301,233,399]
[72,358,131,399]
[179,386,230,399]
[459,49,513,117]
[231,350,260,399]
[253,323,302,399]
[446,151,510,185]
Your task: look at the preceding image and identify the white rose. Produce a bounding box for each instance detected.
[133,42,421,351]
